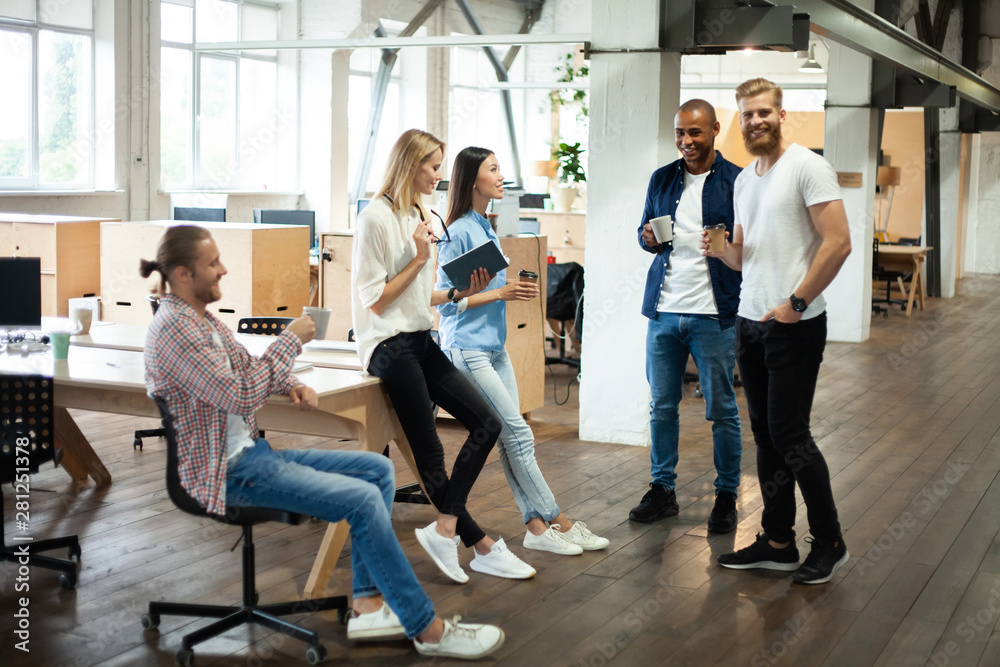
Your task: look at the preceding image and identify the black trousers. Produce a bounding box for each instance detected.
[368,331,501,547]
[737,313,842,544]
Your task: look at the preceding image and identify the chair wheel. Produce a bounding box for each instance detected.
[253,590,260,605]
[694,387,703,399]
[133,437,142,451]
[175,648,194,666]
[69,544,82,562]
[59,571,76,589]
[140,613,160,630]
[306,644,326,665]
[338,606,351,624]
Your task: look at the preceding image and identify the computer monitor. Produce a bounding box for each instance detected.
[253,209,316,250]
[173,206,226,222]
[0,257,42,328]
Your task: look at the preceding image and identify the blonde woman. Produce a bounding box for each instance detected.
[352,129,536,583]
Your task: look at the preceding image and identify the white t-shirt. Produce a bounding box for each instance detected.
[657,169,718,315]
[209,324,255,460]
[734,143,842,321]
[352,196,436,370]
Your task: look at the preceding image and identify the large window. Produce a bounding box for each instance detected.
[0,2,95,189]
[160,0,281,190]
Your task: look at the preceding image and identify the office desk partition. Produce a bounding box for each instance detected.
[0,345,421,598]
[876,245,933,317]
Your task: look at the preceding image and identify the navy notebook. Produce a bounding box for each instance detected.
[440,240,509,291]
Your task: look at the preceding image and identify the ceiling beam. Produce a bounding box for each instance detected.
[193,33,590,52]
[790,0,1000,112]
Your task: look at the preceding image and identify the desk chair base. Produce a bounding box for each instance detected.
[142,523,348,666]
[133,423,166,451]
[1,496,80,588]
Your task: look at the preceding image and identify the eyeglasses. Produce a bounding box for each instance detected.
[421,208,451,244]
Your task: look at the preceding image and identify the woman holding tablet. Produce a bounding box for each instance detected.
[352,130,536,583]
[435,146,610,556]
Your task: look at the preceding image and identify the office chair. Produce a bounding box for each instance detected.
[141,396,349,667]
[237,317,295,335]
[1,375,81,588]
[872,237,908,316]
[545,262,583,369]
[133,295,165,450]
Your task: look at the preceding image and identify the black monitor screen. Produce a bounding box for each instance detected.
[253,209,316,250]
[0,257,42,328]
[174,206,226,222]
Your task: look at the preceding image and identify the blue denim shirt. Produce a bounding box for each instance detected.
[435,209,508,351]
[638,151,742,324]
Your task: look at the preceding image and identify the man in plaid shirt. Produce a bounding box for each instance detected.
[141,225,504,659]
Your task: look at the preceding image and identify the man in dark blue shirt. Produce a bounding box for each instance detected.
[629,99,743,533]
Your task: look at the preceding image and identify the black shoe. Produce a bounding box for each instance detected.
[628,483,679,523]
[793,536,849,584]
[707,491,738,533]
[718,533,799,571]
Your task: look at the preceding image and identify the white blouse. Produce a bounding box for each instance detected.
[351,196,436,370]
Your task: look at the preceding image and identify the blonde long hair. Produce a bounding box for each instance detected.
[375,129,445,219]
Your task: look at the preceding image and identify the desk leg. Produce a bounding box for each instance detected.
[54,406,112,486]
[302,386,429,599]
[917,257,927,310]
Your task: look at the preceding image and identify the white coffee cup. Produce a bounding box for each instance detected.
[302,307,331,339]
[71,307,93,335]
[649,215,673,244]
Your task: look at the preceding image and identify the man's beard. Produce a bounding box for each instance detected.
[743,122,782,156]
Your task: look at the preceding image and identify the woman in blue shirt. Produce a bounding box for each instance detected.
[436,146,610,555]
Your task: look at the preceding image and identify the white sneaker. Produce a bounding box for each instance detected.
[415,521,468,584]
[523,524,583,555]
[562,521,610,551]
[414,615,505,659]
[347,601,406,641]
[469,538,536,579]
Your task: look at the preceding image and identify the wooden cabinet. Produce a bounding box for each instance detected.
[101,220,309,330]
[0,213,116,316]
[521,210,586,266]
[319,231,547,414]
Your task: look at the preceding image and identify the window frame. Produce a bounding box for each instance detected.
[0,15,96,190]
[160,0,280,191]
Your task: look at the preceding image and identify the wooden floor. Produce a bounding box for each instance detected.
[4,275,1000,667]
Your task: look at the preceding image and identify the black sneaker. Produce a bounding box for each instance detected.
[717,533,799,571]
[793,536,849,584]
[707,491,738,533]
[628,483,679,523]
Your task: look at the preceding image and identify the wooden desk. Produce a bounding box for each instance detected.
[53,319,363,370]
[877,245,933,317]
[0,345,419,598]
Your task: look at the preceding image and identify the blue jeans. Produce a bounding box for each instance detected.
[225,440,435,639]
[445,347,562,523]
[645,312,742,495]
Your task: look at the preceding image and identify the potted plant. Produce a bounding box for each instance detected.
[552,141,585,211]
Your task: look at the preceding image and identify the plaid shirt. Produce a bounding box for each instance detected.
[144,295,301,515]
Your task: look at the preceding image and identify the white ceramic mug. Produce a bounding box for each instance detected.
[71,307,93,335]
[302,307,331,339]
[649,215,673,244]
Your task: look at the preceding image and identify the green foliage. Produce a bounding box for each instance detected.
[553,52,589,119]
[39,37,81,183]
[553,142,586,184]
[0,139,27,179]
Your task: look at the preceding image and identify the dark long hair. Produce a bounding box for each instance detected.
[445,146,494,227]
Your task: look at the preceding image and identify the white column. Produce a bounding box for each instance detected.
[822,34,878,343]
[938,130,961,297]
[579,0,679,446]
[961,134,981,274]
[330,52,350,230]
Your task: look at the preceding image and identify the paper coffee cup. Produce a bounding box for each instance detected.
[706,224,726,253]
[302,307,331,339]
[71,307,93,335]
[518,270,538,284]
[650,215,673,244]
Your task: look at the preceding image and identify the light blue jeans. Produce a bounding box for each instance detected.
[445,347,562,523]
[225,440,435,638]
[645,312,742,495]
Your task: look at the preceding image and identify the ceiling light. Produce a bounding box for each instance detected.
[799,44,823,73]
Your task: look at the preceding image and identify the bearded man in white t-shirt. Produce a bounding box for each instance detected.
[704,78,853,585]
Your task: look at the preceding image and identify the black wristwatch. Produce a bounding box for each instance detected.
[789,294,808,313]
[447,287,461,303]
